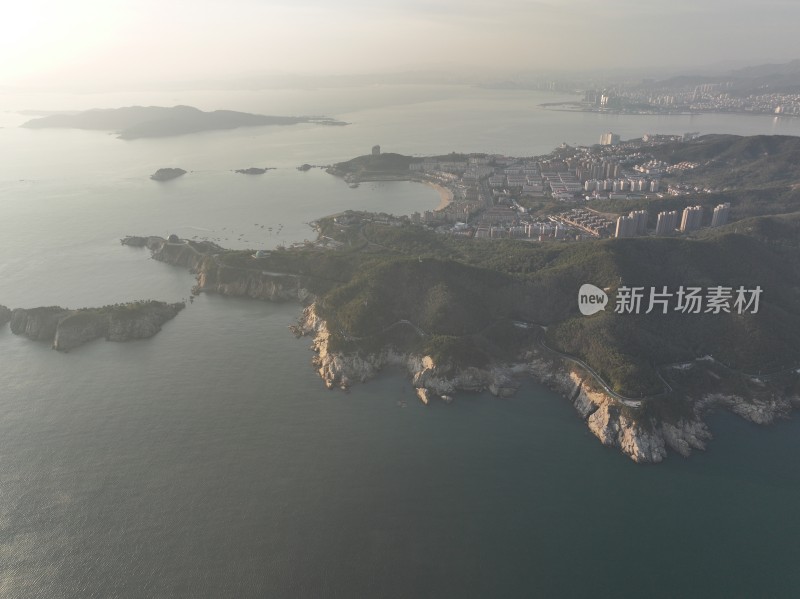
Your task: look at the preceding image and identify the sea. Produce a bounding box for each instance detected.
[1,85,800,598]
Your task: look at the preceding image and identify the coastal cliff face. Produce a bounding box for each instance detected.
[194,267,312,302]
[123,235,800,464]
[10,307,68,341]
[294,303,522,398]
[296,304,800,462]
[528,359,720,463]
[125,236,312,303]
[53,312,109,350]
[294,303,724,464]
[7,301,184,351]
[702,392,795,425]
[0,305,11,327]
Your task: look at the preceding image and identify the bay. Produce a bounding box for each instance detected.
[1,84,799,598]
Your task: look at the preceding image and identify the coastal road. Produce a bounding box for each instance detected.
[538,337,647,407]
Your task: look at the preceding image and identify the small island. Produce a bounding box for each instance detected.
[150,168,187,182]
[3,300,185,351]
[20,105,348,139]
[235,167,272,175]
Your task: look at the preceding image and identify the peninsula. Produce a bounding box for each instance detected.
[124,134,800,463]
[2,300,184,351]
[21,105,347,139]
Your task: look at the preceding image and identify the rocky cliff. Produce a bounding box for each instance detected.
[291,302,672,462]
[10,306,68,341]
[194,267,312,302]
[0,305,11,327]
[294,303,522,396]
[123,235,800,464]
[124,236,313,303]
[526,358,714,463]
[7,301,184,351]
[292,303,797,464]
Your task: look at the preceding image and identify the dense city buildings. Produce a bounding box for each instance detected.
[397,132,733,242]
[577,82,800,117]
[599,132,621,146]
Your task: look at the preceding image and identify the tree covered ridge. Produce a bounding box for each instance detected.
[307,211,800,396]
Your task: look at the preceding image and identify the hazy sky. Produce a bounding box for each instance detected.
[2,0,798,89]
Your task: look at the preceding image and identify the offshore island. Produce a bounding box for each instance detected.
[123,134,800,463]
[21,105,347,139]
[0,301,184,351]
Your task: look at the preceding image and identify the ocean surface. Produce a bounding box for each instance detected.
[1,85,800,598]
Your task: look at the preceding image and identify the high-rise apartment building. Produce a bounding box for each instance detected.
[680,205,704,232]
[711,202,731,227]
[655,210,679,235]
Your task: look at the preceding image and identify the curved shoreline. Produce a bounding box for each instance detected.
[425,182,454,211]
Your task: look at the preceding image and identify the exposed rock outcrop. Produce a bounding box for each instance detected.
[124,236,313,303]
[703,392,793,425]
[415,387,432,405]
[10,307,69,341]
[124,234,800,465]
[53,311,109,350]
[294,304,523,401]
[528,358,714,463]
[1,304,14,327]
[150,168,186,181]
[291,302,725,464]
[8,301,184,351]
[194,267,311,302]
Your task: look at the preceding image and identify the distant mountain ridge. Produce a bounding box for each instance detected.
[727,59,800,79]
[653,59,800,94]
[20,105,345,139]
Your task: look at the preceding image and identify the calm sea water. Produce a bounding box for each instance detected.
[1,85,800,598]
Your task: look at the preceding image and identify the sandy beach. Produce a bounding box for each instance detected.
[426,182,454,210]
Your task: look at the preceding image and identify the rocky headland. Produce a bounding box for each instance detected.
[0,304,11,327]
[124,217,800,464]
[288,303,776,464]
[122,236,313,302]
[4,300,184,351]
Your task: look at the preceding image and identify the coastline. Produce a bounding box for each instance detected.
[425,182,454,211]
[128,234,800,464]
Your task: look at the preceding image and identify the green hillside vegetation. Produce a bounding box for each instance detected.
[301,211,800,396]
[194,136,800,397]
[650,134,800,189]
[329,152,472,181]
[588,135,800,225]
[331,152,417,175]
[592,185,800,226]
